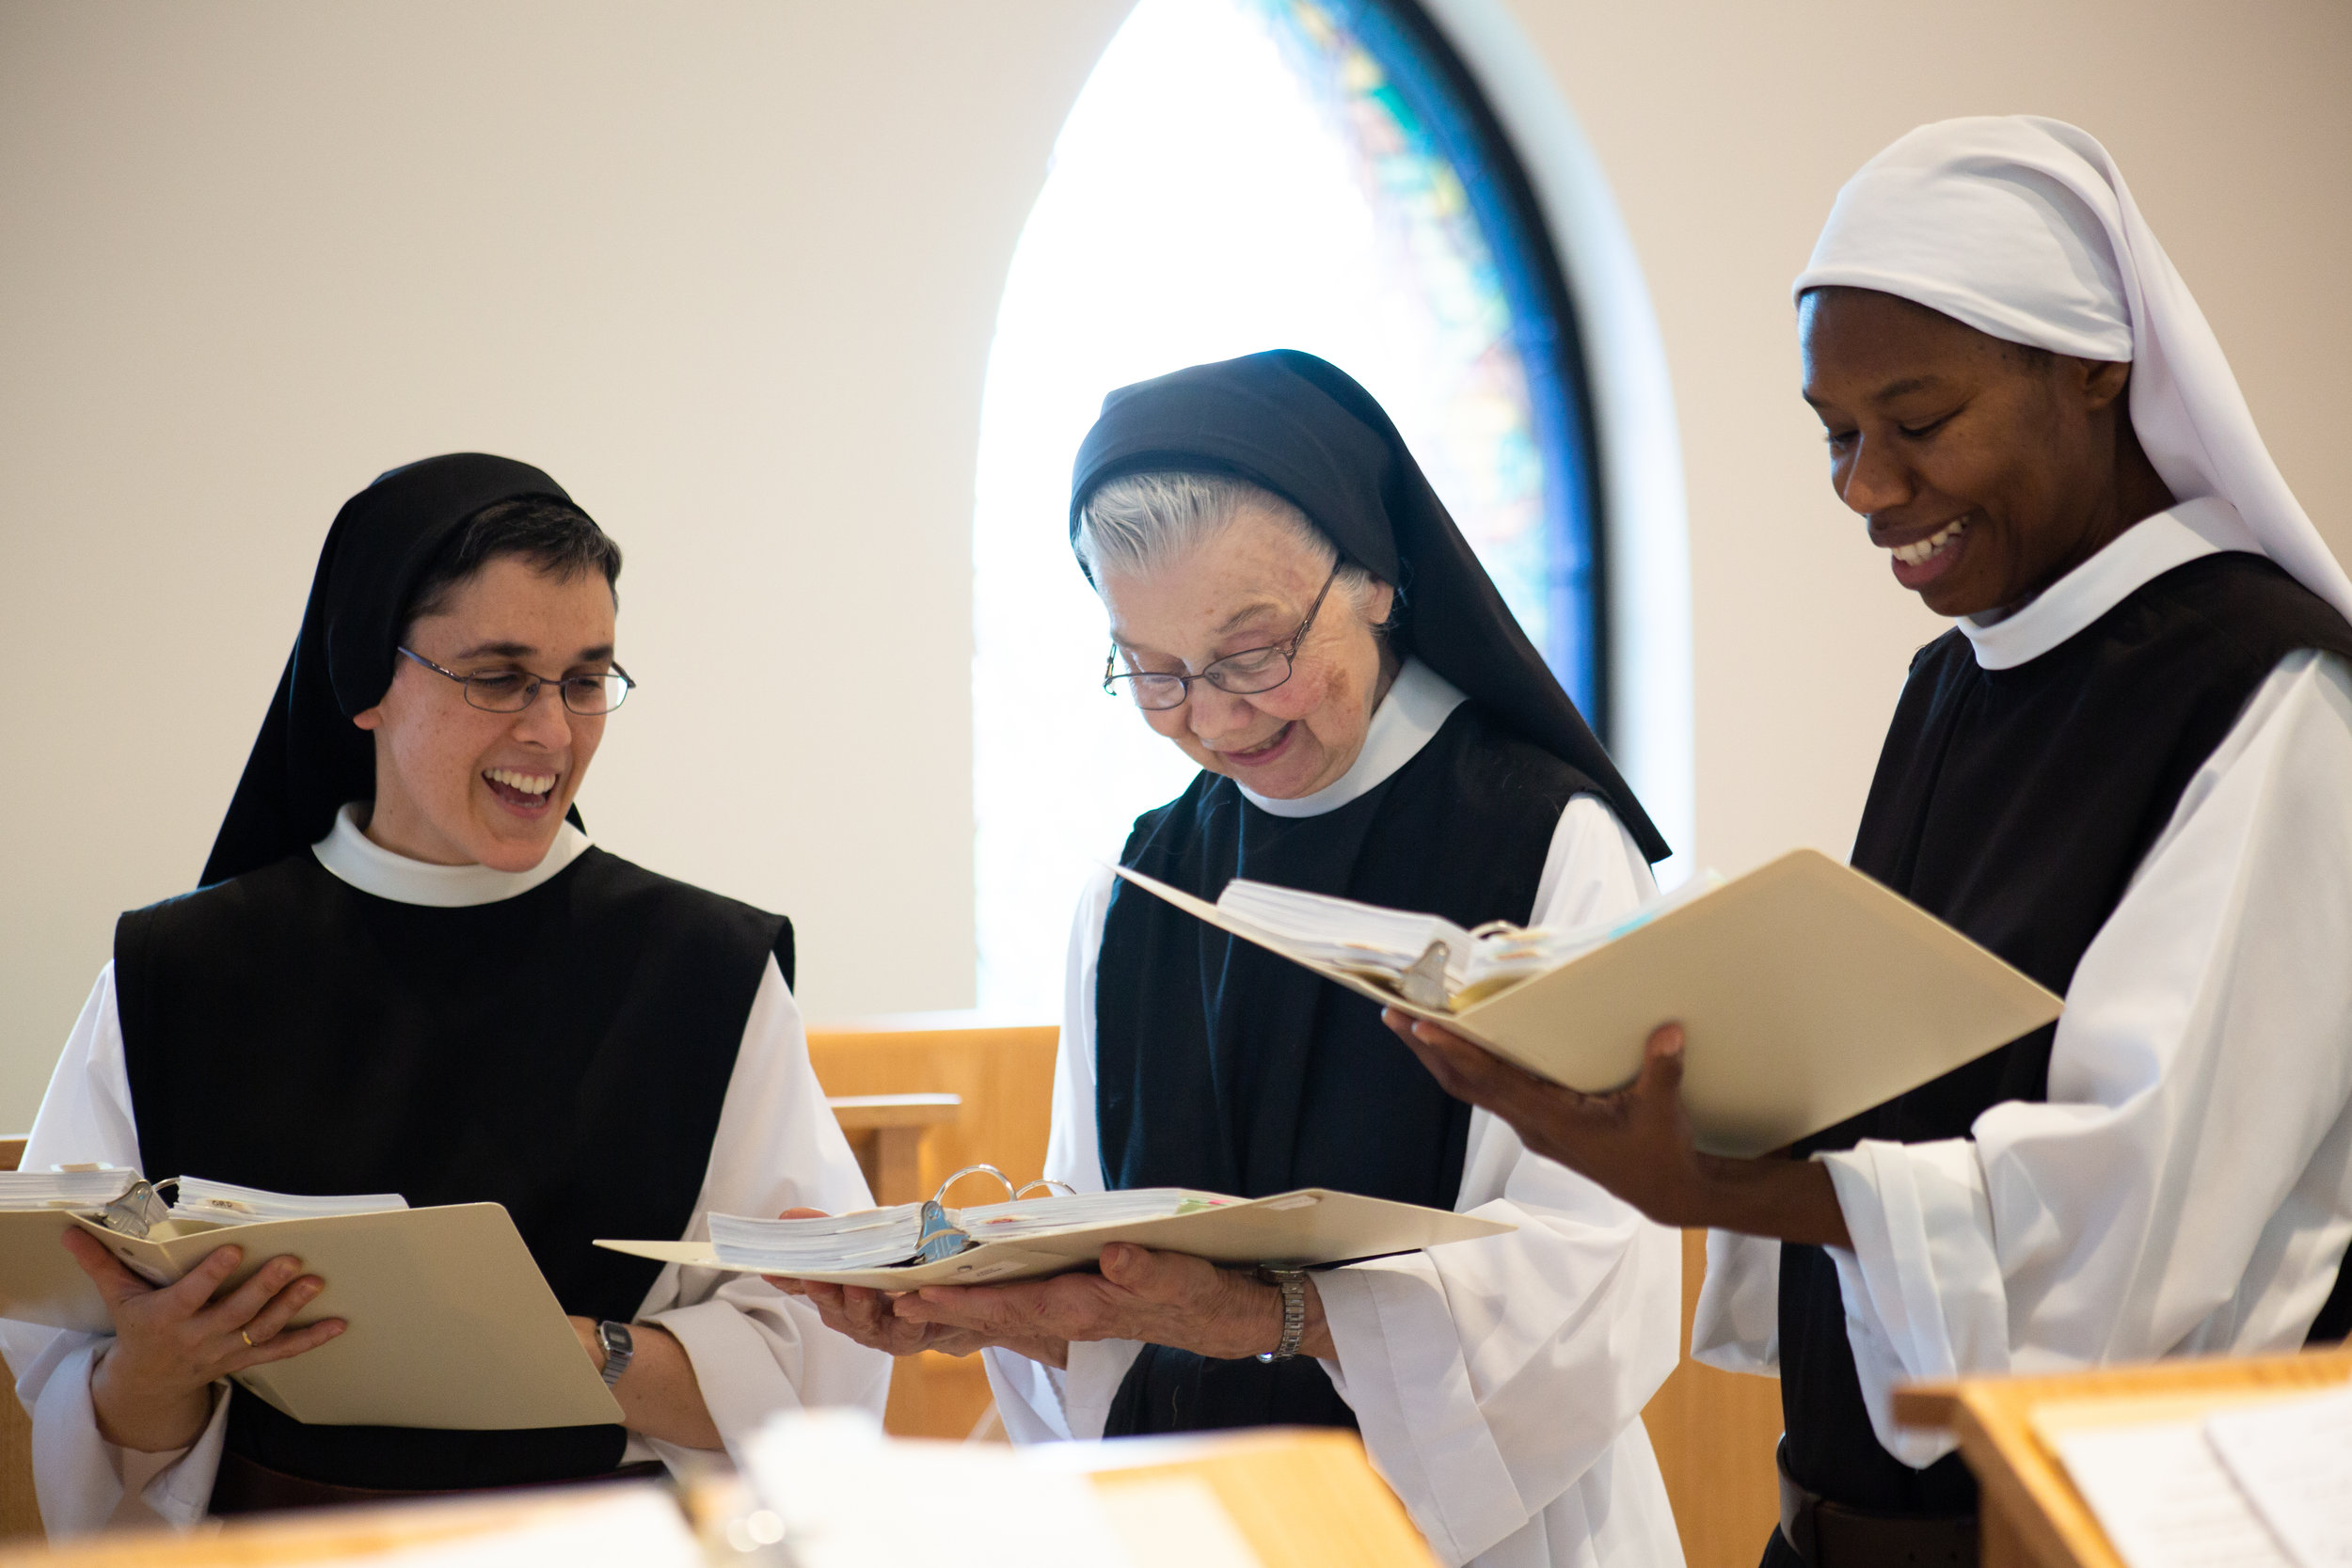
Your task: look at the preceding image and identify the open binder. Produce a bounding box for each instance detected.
[0,1192,619,1430]
[1116,847,2065,1158]
[598,1169,1510,1290]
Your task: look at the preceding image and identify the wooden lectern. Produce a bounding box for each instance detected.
[1893,1346,2352,1568]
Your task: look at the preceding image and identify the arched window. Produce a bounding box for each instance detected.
[973,0,1606,1015]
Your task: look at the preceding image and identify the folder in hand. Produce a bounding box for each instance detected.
[598,1180,1510,1291]
[0,1195,620,1430]
[1115,847,2064,1158]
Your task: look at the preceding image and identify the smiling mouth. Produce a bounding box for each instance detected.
[483,767,557,808]
[1890,516,1968,565]
[1217,722,1295,765]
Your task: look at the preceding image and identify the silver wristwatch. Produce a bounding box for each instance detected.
[1256,1267,1309,1363]
[596,1320,635,1387]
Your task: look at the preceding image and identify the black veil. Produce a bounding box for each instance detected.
[200,454,577,887]
[1070,349,1667,862]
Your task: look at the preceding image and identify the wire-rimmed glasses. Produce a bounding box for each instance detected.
[1103,564,1342,712]
[397,646,636,715]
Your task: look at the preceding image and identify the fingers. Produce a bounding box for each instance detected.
[1640,1022,1687,1092]
[197,1256,309,1337]
[775,1208,829,1220]
[762,1275,812,1297]
[236,1274,327,1346]
[227,1316,344,1371]
[156,1244,251,1320]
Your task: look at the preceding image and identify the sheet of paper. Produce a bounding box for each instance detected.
[2206,1387,2352,1568]
[740,1409,1148,1568]
[2049,1417,2292,1568]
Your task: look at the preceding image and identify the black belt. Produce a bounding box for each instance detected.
[1776,1442,1979,1568]
[211,1452,669,1516]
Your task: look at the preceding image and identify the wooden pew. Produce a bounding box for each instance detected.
[0,1136,38,1543]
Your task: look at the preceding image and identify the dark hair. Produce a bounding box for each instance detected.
[398,496,623,637]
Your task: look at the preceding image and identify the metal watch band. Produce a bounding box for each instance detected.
[1255,1267,1309,1363]
[596,1320,635,1388]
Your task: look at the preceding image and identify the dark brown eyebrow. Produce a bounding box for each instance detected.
[1803,373,1948,412]
[1868,375,1943,403]
[451,641,615,665]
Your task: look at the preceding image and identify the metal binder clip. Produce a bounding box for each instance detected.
[914,1164,1020,1264]
[1399,940,1453,1008]
[96,1180,169,1240]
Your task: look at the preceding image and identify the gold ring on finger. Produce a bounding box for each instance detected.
[239,1330,255,1348]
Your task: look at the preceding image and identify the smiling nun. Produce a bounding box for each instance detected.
[0,455,886,1529]
[1385,119,2352,1566]
[787,351,1689,1568]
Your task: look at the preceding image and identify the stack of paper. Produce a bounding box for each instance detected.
[707,1190,1222,1273]
[169,1176,407,1227]
[953,1189,1229,1241]
[708,1206,926,1273]
[0,1168,137,1211]
[1211,871,1724,1006]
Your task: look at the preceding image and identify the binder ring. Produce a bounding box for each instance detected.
[1015,1180,1075,1199]
[931,1164,1018,1207]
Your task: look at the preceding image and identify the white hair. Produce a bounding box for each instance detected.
[1076,470,1384,615]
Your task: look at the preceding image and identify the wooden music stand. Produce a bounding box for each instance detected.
[1893,1346,2352,1568]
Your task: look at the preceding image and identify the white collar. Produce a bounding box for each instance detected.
[1958,497,2244,670]
[311,801,591,908]
[1237,657,1467,819]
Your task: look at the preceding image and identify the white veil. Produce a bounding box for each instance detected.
[1794,115,2352,624]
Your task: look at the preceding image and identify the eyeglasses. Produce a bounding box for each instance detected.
[396,646,636,715]
[1104,564,1342,712]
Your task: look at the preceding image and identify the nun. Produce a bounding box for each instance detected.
[1385,119,2352,1565]
[0,455,888,1531]
[789,352,1689,1568]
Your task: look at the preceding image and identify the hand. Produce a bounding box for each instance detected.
[65,1228,343,1453]
[894,1243,1333,1364]
[1381,1011,1851,1246]
[756,1208,1004,1360]
[564,1316,723,1450]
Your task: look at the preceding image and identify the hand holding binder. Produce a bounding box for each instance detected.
[0,1176,620,1431]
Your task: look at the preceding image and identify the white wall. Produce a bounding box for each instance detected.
[3,0,2345,1127]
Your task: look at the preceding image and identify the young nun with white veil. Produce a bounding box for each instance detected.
[776,351,1689,1568]
[1386,118,2352,1566]
[0,456,888,1531]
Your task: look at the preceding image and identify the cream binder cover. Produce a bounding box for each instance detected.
[599,1188,1511,1290]
[0,1203,620,1429]
[1118,848,2064,1158]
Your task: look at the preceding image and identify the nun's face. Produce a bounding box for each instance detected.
[1800,286,2149,618]
[353,554,615,870]
[1101,506,1398,799]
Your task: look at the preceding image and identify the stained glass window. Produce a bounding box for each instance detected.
[973,0,1601,1015]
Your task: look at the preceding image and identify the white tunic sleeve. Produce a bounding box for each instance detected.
[0,966,233,1536]
[1814,650,2352,1465]
[984,798,1689,1568]
[632,955,893,1464]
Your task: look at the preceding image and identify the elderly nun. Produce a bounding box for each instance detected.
[1386,118,2352,1566]
[792,351,1689,1568]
